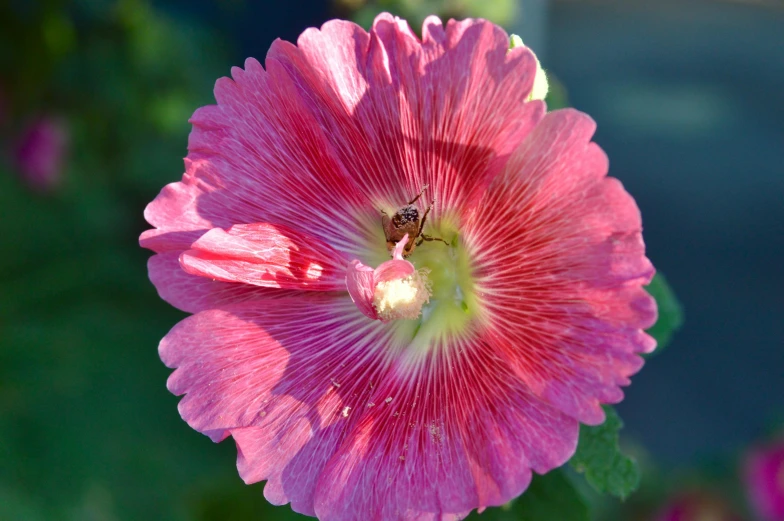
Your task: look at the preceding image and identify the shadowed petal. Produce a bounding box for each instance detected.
[142,52,372,256]
[268,14,544,220]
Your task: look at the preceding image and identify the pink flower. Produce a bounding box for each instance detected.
[14,117,68,192]
[745,439,784,521]
[141,13,657,520]
[654,492,742,521]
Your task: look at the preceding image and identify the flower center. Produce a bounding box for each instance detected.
[373,213,480,349]
[373,270,431,321]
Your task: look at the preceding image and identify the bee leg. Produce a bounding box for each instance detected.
[407,184,429,205]
[418,201,434,237]
[420,234,450,246]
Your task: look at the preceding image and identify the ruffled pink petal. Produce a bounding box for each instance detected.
[465,108,657,425]
[255,14,543,221]
[148,251,295,314]
[142,54,371,256]
[160,296,394,514]
[161,298,577,520]
[142,12,543,262]
[180,223,347,291]
[139,166,213,252]
[312,336,577,521]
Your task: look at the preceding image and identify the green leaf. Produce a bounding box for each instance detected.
[513,470,590,521]
[464,469,589,521]
[645,272,684,354]
[569,407,640,500]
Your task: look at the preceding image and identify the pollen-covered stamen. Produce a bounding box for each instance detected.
[346,234,432,322]
[373,269,431,321]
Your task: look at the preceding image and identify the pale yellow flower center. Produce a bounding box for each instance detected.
[373,270,431,321]
[355,208,481,356]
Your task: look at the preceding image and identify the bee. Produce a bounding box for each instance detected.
[381,185,448,257]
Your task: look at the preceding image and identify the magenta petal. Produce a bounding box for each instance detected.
[180,223,347,291]
[161,299,577,520]
[268,14,544,219]
[141,53,371,257]
[311,337,577,521]
[373,259,415,284]
[141,12,544,256]
[345,260,377,320]
[745,440,784,521]
[160,296,391,515]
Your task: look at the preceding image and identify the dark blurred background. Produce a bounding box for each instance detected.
[0,0,781,519]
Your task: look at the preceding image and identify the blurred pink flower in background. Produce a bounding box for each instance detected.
[13,117,68,192]
[142,13,657,520]
[654,491,742,521]
[745,439,784,521]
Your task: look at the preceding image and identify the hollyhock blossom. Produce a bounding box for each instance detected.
[14,117,68,192]
[142,13,657,521]
[745,439,784,521]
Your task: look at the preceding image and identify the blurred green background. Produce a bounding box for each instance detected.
[1,0,782,520]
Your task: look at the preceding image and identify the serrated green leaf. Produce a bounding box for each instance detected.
[569,407,640,500]
[464,469,589,521]
[645,272,683,354]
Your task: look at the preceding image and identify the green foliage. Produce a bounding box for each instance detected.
[462,470,589,521]
[514,470,590,521]
[570,407,640,500]
[0,2,238,519]
[349,0,517,32]
[645,273,684,354]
